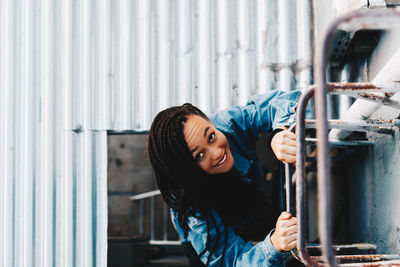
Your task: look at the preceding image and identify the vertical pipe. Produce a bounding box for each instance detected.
[114,0,132,130]
[151,196,156,240]
[197,0,212,114]
[140,199,145,235]
[315,12,340,267]
[175,0,192,106]
[278,0,295,91]
[285,163,291,212]
[163,203,168,241]
[215,0,232,110]
[295,87,320,266]
[236,0,251,104]
[285,124,296,214]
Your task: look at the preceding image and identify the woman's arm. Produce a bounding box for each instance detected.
[211,90,301,145]
[211,90,303,164]
[180,210,296,266]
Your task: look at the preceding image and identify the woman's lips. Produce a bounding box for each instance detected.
[216,152,227,166]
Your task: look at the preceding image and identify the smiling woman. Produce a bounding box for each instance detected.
[184,115,234,175]
[147,90,302,267]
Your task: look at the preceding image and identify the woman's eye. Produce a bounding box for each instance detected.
[209,133,215,143]
[195,152,204,161]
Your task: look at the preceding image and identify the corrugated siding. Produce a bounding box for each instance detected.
[0,1,108,267]
[116,0,312,131]
[0,0,312,266]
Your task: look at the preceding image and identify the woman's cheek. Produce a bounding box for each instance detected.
[199,161,208,173]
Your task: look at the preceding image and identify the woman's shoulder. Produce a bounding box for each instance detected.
[210,106,239,130]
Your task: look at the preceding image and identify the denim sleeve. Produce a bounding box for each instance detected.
[211,90,302,142]
[185,211,290,266]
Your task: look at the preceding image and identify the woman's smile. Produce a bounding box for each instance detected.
[215,151,227,166]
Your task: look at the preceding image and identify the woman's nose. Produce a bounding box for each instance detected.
[210,146,223,159]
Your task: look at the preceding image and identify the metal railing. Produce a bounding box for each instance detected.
[129,190,181,245]
[286,7,400,266]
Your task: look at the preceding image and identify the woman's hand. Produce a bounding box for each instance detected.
[270,212,298,252]
[270,130,296,164]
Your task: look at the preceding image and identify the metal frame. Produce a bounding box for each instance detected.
[129,190,181,246]
[293,84,400,267]
[286,8,400,267]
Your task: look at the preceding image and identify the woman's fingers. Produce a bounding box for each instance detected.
[287,238,298,250]
[270,130,297,163]
[285,131,297,141]
[271,212,298,252]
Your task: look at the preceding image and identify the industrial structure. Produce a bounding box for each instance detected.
[2,0,400,266]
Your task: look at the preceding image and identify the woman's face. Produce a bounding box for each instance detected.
[183,115,234,175]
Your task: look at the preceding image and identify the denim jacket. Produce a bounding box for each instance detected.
[172,90,302,266]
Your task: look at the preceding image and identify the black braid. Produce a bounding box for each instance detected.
[148,103,273,266]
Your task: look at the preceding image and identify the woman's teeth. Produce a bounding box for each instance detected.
[217,153,226,166]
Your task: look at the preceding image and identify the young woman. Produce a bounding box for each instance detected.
[148,90,301,266]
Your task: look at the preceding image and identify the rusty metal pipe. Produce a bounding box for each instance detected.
[295,86,322,266]
[304,119,398,134]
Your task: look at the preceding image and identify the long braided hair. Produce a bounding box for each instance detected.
[148,103,273,266]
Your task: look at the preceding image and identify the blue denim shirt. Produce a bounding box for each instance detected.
[172,90,302,266]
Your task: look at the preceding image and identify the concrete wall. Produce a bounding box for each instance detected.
[107,134,154,237]
[107,134,180,241]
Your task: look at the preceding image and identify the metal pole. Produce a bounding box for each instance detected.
[140,199,145,236]
[151,196,156,241]
[296,86,321,266]
[285,123,296,214]
[163,203,168,241]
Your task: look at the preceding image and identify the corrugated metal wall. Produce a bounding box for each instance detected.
[0,1,109,266]
[111,0,313,131]
[0,0,312,266]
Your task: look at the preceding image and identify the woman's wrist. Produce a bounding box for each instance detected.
[267,128,284,150]
[270,230,283,252]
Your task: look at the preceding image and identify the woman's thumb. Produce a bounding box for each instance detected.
[280,211,292,220]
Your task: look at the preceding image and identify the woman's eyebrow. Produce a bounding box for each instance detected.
[190,126,210,154]
[203,126,210,137]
